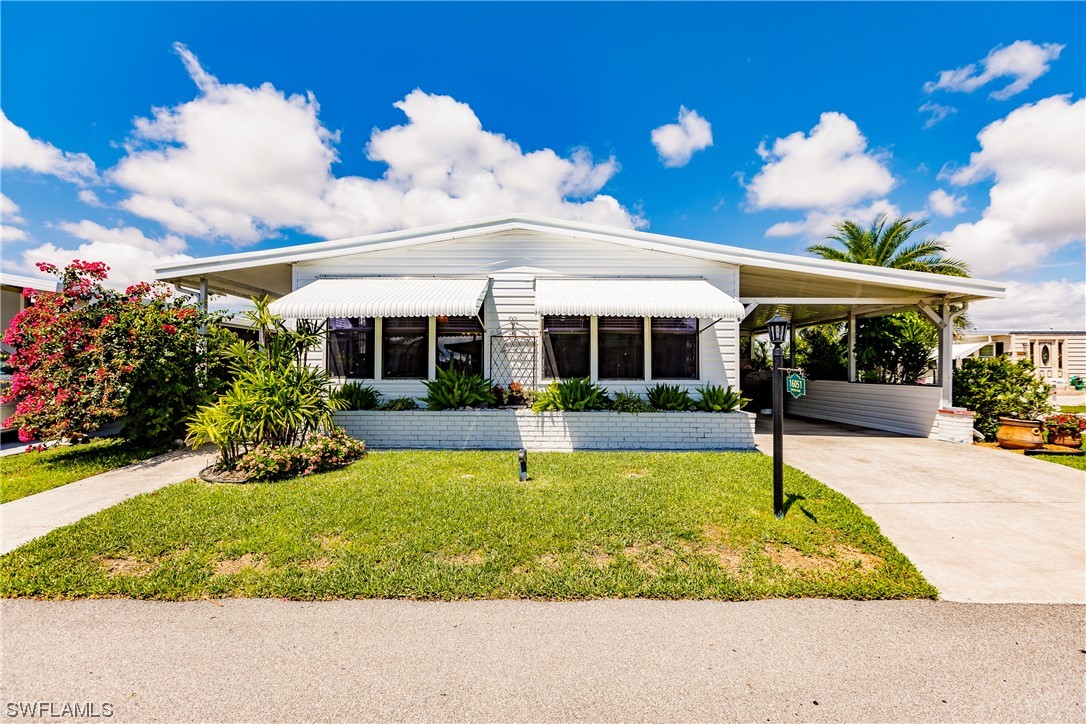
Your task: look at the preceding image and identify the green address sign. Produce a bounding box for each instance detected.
[785,372,806,399]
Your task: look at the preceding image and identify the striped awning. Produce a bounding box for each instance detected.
[268,277,488,318]
[535,278,745,319]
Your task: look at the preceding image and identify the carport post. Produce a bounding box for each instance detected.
[939,303,953,407]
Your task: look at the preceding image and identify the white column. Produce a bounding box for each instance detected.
[939,303,953,407]
[847,311,857,382]
[589,316,599,382]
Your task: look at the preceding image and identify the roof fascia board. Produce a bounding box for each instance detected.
[155,214,1006,299]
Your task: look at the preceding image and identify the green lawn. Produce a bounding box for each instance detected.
[1057,404,1086,414]
[0,451,935,601]
[0,438,167,504]
[1032,453,1086,471]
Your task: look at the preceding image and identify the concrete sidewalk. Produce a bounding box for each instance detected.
[2,598,1082,723]
[756,416,1086,604]
[0,446,214,555]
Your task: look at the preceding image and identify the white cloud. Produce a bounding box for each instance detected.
[927,189,966,217]
[0,193,25,224]
[942,95,1085,276]
[970,280,1086,332]
[1,109,97,183]
[918,101,956,129]
[746,112,895,211]
[111,43,641,245]
[21,220,190,289]
[924,41,1064,100]
[77,189,104,207]
[765,198,901,239]
[650,106,713,167]
[1,225,28,242]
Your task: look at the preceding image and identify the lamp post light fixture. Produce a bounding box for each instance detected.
[766,313,789,518]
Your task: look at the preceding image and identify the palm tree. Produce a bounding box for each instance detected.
[808,214,969,277]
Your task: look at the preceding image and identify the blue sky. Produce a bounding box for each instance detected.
[2,2,1084,329]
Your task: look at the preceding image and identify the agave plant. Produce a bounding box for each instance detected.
[331,382,382,411]
[647,383,694,411]
[423,367,496,410]
[532,377,611,412]
[693,384,751,413]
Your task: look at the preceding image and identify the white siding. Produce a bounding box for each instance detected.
[296,232,742,395]
[1065,336,1086,380]
[785,380,944,437]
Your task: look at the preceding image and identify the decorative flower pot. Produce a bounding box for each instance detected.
[1049,432,1083,449]
[995,417,1044,450]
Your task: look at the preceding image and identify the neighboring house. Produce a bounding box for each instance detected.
[1,272,61,431]
[156,215,1005,440]
[959,331,1086,389]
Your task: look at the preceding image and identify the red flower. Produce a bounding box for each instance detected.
[162,324,178,334]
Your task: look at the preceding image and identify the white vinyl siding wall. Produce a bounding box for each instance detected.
[785,380,944,437]
[293,232,742,397]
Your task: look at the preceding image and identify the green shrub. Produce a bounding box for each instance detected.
[234,427,366,481]
[532,378,610,412]
[612,390,655,414]
[693,384,750,412]
[647,384,694,411]
[331,382,381,411]
[953,357,1054,440]
[380,397,420,411]
[794,324,848,381]
[423,367,495,410]
[186,298,343,468]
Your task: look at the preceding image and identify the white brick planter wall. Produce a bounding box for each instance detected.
[332,409,757,451]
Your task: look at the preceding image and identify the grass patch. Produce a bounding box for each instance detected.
[0,451,936,601]
[1031,453,1086,471]
[1057,404,1086,414]
[0,438,167,504]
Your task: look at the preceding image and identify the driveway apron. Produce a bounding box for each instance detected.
[755,416,1085,603]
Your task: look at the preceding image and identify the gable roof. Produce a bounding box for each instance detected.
[155,213,1006,302]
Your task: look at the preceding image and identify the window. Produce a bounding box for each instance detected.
[651,317,698,379]
[542,315,589,378]
[978,344,996,358]
[327,317,375,379]
[1041,344,1051,366]
[437,314,484,376]
[383,317,428,378]
[598,316,644,380]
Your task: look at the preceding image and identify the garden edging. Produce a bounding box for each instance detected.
[332,409,757,451]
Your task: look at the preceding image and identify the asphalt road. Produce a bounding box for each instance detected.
[2,599,1083,722]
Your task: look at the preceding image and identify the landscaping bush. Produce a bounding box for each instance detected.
[532,378,610,412]
[380,397,420,411]
[186,297,343,467]
[647,384,694,411]
[953,357,1054,440]
[855,313,935,384]
[424,367,495,410]
[794,324,848,381]
[331,382,381,411]
[2,260,234,445]
[693,384,750,412]
[612,390,655,414]
[234,427,366,482]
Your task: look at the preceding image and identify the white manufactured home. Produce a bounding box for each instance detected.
[156,215,1005,447]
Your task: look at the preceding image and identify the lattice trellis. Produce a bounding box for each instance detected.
[489,317,538,388]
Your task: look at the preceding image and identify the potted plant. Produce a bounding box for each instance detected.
[1042,413,1086,449]
[994,395,1054,450]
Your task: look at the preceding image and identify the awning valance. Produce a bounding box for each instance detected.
[535,278,745,320]
[268,277,489,319]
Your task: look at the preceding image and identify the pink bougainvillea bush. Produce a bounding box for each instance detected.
[1,261,235,445]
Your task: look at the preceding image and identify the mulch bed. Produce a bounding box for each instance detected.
[198,465,254,484]
[974,442,1084,456]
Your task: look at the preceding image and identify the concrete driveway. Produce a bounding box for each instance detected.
[756,416,1085,603]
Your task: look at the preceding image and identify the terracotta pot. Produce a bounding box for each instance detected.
[995,417,1044,450]
[1049,432,1083,449]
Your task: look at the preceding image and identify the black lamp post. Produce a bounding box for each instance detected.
[766,313,789,518]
